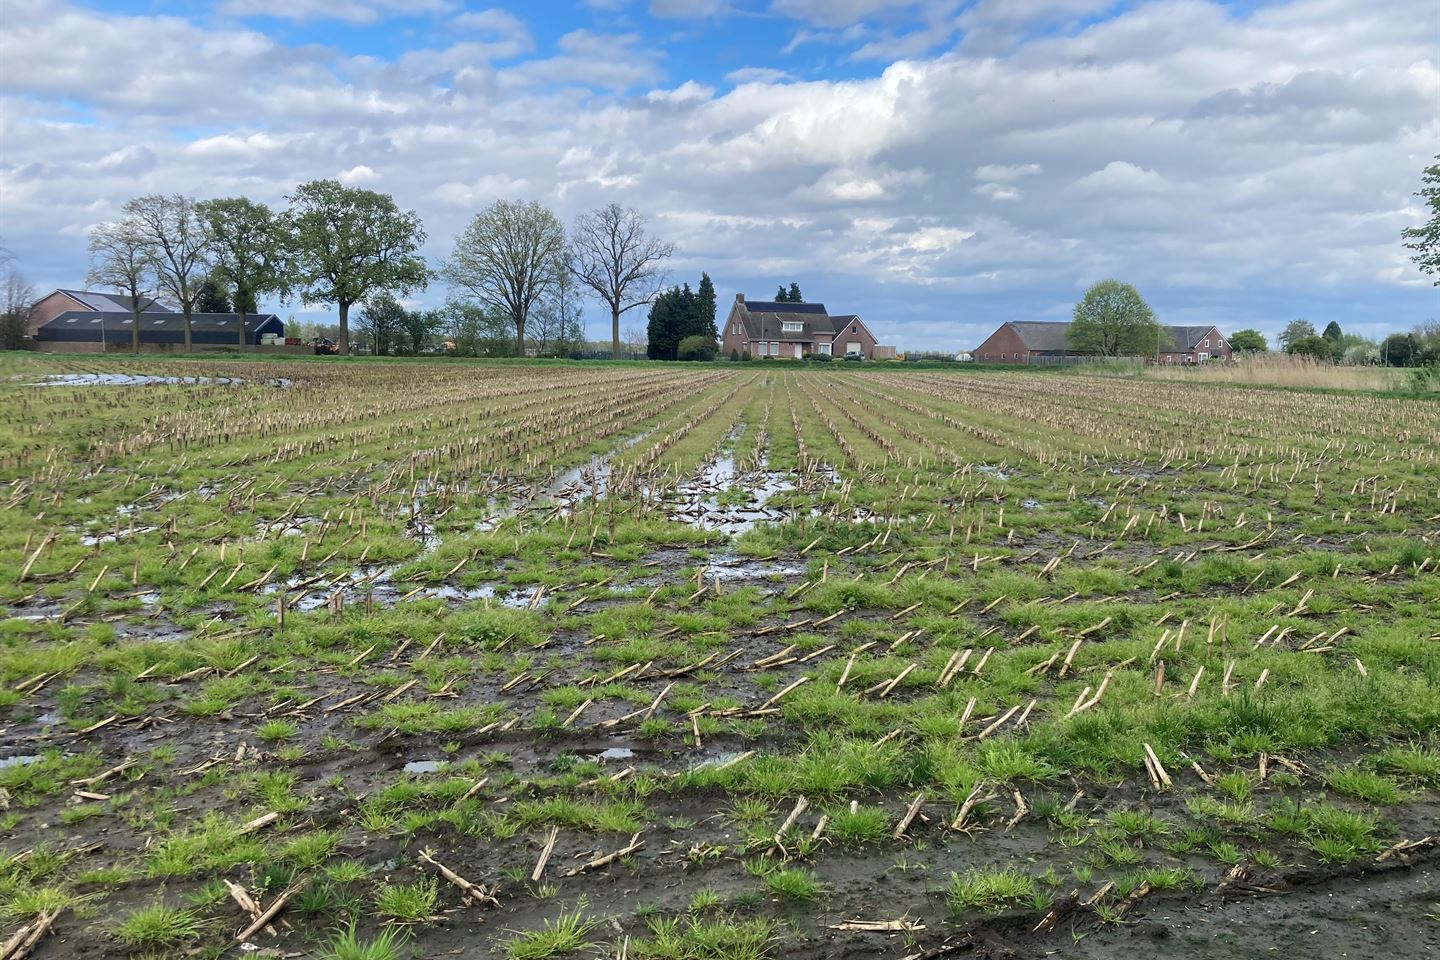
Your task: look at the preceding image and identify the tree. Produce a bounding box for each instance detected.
[570,203,673,360]
[1321,321,1342,344]
[400,309,444,355]
[1380,333,1416,367]
[1401,157,1440,284]
[443,300,514,357]
[775,285,790,302]
[357,294,407,356]
[677,334,718,361]
[287,180,429,356]
[697,273,717,339]
[1278,319,1316,351]
[0,268,34,350]
[196,276,231,313]
[198,197,290,349]
[623,324,647,360]
[787,282,803,303]
[532,258,586,357]
[1286,335,1333,360]
[1230,329,1268,353]
[125,194,211,351]
[444,200,566,357]
[1066,280,1163,357]
[86,219,155,353]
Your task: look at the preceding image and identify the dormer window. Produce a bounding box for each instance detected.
[781,321,803,333]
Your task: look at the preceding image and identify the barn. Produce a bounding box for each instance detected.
[32,309,284,352]
[973,321,1233,365]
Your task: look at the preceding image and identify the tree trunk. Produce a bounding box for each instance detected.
[183,308,193,353]
[515,318,526,358]
[238,296,247,349]
[130,306,141,353]
[339,301,350,355]
[611,305,621,360]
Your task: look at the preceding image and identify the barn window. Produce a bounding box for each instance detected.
[89,318,102,324]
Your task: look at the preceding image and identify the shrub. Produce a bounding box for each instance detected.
[677,335,718,361]
[729,349,740,362]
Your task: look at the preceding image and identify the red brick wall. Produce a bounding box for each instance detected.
[974,324,1033,364]
[26,291,84,338]
[720,303,750,358]
[835,318,878,358]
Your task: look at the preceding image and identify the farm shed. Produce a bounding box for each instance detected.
[974,320,1232,365]
[33,310,285,352]
[26,288,171,338]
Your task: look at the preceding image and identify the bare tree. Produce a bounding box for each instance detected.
[442,200,567,356]
[0,268,35,351]
[623,324,647,360]
[571,203,673,360]
[87,219,156,353]
[125,195,210,351]
[531,255,585,356]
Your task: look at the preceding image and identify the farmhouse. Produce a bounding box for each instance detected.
[719,293,891,360]
[25,289,285,352]
[973,321,1232,365]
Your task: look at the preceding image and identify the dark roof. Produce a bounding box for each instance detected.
[1004,321,1073,352]
[731,298,843,343]
[1162,325,1220,350]
[55,289,172,313]
[1001,321,1222,353]
[36,311,283,344]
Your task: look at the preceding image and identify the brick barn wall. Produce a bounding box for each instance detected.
[836,319,878,358]
[974,324,1033,364]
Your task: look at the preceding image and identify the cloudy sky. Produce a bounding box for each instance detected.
[1,0,1436,349]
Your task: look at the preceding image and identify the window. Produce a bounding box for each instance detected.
[816,342,831,355]
[851,325,857,334]
[782,321,803,333]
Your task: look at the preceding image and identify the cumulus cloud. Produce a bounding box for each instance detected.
[0,0,1436,349]
[219,0,451,23]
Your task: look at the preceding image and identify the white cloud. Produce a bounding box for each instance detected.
[338,165,380,185]
[1,0,1436,349]
[218,0,451,23]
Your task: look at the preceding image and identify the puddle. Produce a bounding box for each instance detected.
[974,465,1014,481]
[403,760,443,774]
[1020,499,1041,511]
[0,755,43,769]
[29,374,292,388]
[595,747,634,761]
[81,525,158,546]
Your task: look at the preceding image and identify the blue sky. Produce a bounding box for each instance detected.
[1,0,1436,349]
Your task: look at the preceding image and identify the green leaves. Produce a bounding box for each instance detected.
[1067,279,1162,357]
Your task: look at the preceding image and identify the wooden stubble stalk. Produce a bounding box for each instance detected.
[234,880,303,943]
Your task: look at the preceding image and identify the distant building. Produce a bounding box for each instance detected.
[719,294,891,360]
[973,321,1232,365]
[25,288,286,352]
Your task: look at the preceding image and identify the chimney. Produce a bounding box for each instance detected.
[735,293,745,303]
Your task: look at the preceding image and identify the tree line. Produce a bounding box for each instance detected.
[77,186,674,357]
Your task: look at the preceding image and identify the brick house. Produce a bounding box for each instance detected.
[974,321,1232,365]
[719,294,889,359]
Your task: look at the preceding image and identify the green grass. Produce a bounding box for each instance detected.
[114,902,205,949]
[505,907,598,959]
[374,878,438,923]
[946,867,1040,915]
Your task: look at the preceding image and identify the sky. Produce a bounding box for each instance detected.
[0,0,1436,350]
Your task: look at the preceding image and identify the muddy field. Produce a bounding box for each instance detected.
[0,354,1436,960]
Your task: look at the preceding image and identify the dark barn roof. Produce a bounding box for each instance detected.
[54,289,173,314]
[36,311,283,345]
[1000,321,1220,354]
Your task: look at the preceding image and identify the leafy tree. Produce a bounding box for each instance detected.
[357,294,407,356]
[775,285,789,302]
[1412,319,1440,366]
[1401,157,1440,284]
[787,282,803,303]
[443,300,515,357]
[444,200,566,357]
[1381,333,1416,367]
[195,276,231,313]
[1321,320,1342,343]
[647,284,694,360]
[1229,329,1268,353]
[1066,280,1163,357]
[125,194,211,351]
[287,180,428,356]
[398,308,442,355]
[696,273,717,338]
[1286,335,1334,360]
[197,197,290,348]
[86,219,155,353]
[570,203,673,360]
[1278,319,1316,350]
[677,334,718,361]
